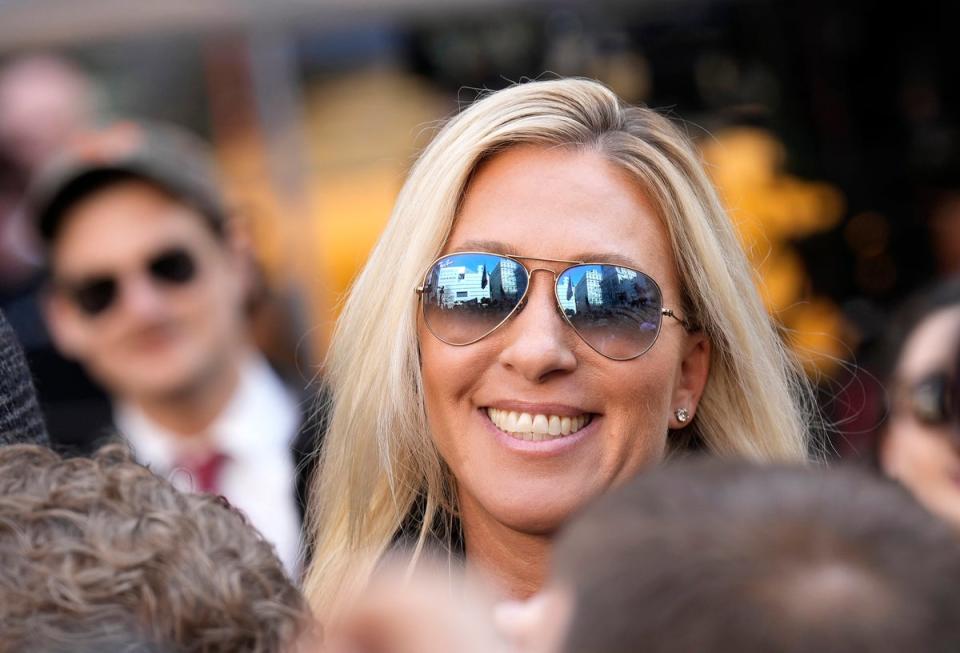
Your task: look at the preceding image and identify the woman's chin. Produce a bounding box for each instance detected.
[466,488,597,537]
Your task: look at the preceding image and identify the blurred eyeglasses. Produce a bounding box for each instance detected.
[54,246,198,317]
[895,371,958,427]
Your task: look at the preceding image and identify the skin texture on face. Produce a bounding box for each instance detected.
[417,145,710,592]
[881,306,960,531]
[45,180,249,407]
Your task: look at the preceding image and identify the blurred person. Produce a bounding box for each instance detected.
[304,78,817,615]
[506,460,960,653]
[0,53,97,282]
[0,53,110,446]
[322,555,508,653]
[0,54,96,173]
[0,443,314,653]
[28,121,317,575]
[875,276,960,530]
[0,308,48,445]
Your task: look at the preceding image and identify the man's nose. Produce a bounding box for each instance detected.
[496,270,578,383]
[116,273,168,319]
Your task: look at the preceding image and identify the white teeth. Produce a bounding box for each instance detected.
[485,408,592,441]
[548,416,561,436]
[516,413,533,434]
[532,414,549,435]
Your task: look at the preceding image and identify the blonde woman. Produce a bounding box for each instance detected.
[304,78,815,614]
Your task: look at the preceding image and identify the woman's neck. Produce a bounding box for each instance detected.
[460,496,553,601]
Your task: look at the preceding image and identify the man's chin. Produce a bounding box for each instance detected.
[101,368,203,404]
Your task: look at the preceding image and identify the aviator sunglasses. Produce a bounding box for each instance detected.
[416,251,696,360]
[56,246,198,317]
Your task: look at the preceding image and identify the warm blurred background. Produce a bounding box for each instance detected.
[1,0,956,458]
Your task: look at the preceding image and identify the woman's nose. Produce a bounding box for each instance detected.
[497,271,578,383]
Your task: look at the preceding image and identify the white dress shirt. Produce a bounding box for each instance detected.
[116,354,304,577]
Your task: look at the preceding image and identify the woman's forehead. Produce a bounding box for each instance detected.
[446,145,676,279]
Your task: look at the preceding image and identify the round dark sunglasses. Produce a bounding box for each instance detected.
[896,371,959,428]
[416,252,695,360]
[56,247,198,317]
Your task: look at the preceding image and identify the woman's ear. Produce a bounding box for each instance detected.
[669,331,711,429]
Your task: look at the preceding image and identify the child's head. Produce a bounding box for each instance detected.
[528,459,960,653]
[0,444,312,653]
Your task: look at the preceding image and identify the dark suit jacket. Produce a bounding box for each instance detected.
[45,383,326,539]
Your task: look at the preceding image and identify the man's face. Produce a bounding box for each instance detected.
[45,179,249,403]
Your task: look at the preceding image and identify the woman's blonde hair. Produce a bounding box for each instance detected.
[304,78,816,614]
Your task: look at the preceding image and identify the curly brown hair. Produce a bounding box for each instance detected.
[0,444,311,653]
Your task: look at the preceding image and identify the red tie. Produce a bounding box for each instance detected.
[176,451,229,495]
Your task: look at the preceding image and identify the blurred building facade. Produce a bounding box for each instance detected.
[1,0,957,455]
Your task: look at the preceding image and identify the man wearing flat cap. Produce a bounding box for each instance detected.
[29,121,315,576]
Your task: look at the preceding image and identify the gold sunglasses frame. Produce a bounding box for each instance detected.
[415,251,694,361]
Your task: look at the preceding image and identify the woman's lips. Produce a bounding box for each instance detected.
[477,404,599,455]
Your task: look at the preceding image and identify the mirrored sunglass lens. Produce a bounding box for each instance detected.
[72,278,117,316]
[421,253,527,344]
[149,248,196,284]
[557,264,662,359]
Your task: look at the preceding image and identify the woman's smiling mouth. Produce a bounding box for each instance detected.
[485,407,594,441]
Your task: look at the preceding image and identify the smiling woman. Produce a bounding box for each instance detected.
[303,78,816,614]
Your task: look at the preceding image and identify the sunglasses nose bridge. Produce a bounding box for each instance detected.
[519,266,562,308]
[511,265,576,334]
[524,266,560,286]
[114,269,170,316]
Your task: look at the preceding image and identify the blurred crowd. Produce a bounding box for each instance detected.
[1,1,960,651]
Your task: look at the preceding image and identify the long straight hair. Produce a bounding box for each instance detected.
[304,78,815,615]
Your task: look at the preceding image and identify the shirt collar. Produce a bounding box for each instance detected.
[116,354,301,472]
